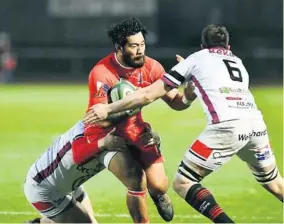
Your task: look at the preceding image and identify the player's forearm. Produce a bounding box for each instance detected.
[107,89,149,114]
[107,80,168,114]
[94,111,130,128]
[166,92,192,111]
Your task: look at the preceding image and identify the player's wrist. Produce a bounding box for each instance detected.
[97,138,106,151]
[182,95,192,106]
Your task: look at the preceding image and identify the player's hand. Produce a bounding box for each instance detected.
[184,81,197,101]
[140,130,161,147]
[103,133,128,152]
[176,54,185,62]
[84,104,109,125]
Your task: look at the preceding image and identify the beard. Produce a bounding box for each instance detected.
[123,53,145,68]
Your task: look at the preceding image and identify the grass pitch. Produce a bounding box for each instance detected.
[0,84,282,223]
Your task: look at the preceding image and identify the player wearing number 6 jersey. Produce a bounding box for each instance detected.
[85,24,284,223]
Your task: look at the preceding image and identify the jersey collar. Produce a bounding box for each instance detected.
[110,53,136,78]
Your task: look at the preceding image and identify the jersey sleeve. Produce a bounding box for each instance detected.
[162,54,196,88]
[151,60,166,82]
[87,66,111,110]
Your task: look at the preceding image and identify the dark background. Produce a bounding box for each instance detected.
[0,0,282,83]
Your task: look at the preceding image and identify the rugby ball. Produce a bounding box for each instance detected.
[108,79,137,103]
[108,79,140,116]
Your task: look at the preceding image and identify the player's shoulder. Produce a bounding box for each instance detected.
[144,56,163,70]
[89,54,114,78]
[192,49,210,58]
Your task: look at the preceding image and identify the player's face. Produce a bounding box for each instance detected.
[122,32,145,68]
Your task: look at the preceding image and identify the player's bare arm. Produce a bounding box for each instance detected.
[84,79,172,123]
[95,103,131,128]
[160,54,196,110]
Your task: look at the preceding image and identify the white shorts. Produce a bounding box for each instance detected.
[181,118,275,172]
[24,150,118,218]
[24,176,87,218]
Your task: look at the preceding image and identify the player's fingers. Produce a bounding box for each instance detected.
[145,139,155,147]
[176,54,184,62]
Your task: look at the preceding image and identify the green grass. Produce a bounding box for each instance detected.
[0,84,283,223]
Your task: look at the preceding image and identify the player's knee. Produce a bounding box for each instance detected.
[252,164,279,185]
[266,177,284,200]
[148,175,169,195]
[252,164,284,200]
[173,173,196,199]
[126,166,147,191]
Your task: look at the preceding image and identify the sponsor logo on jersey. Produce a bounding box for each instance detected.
[137,72,143,85]
[209,48,235,57]
[219,87,248,94]
[255,145,271,161]
[212,151,235,159]
[238,129,267,141]
[94,81,110,97]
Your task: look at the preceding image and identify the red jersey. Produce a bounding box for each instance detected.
[85,53,165,143]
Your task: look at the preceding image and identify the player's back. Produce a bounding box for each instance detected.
[27,121,105,195]
[190,48,262,123]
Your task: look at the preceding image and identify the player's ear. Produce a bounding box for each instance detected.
[115,44,123,52]
[226,45,231,50]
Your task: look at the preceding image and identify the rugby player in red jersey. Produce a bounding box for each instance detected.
[83,17,190,223]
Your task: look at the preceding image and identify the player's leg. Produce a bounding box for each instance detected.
[144,155,174,222]
[24,177,95,223]
[75,186,98,223]
[248,163,283,201]
[26,197,94,223]
[173,149,234,223]
[99,150,149,223]
[172,121,250,223]
[237,118,284,202]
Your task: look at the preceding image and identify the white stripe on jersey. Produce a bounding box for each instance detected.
[163,73,181,87]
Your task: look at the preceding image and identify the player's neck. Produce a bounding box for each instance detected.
[114,52,134,70]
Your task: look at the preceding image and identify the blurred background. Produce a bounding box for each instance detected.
[0,1,283,223]
[0,0,282,84]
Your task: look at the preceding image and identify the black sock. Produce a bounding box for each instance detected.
[31,218,41,223]
[185,184,234,223]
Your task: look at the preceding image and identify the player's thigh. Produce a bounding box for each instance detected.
[74,186,96,220]
[178,121,249,179]
[98,150,146,190]
[144,161,169,193]
[75,189,98,224]
[51,198,93,223]
[129,143,164,170]
[237,119,275,169]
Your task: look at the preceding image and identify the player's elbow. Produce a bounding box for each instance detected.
[140,90,155,105]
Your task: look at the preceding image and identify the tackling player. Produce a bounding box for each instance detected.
[84,24,284,223]
[24,121,128,223]
[83,17,190,223]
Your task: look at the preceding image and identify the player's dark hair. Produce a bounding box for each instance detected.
[201,24,229,48]
[107,17,148,47]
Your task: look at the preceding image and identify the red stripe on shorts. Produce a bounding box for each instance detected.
[191,140,212,159]
[32,202,54,211]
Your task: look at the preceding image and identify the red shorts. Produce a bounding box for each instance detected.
[84,123,164,169]
[115,122,164,169]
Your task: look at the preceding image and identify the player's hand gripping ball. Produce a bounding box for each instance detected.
[108,78,141,116]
